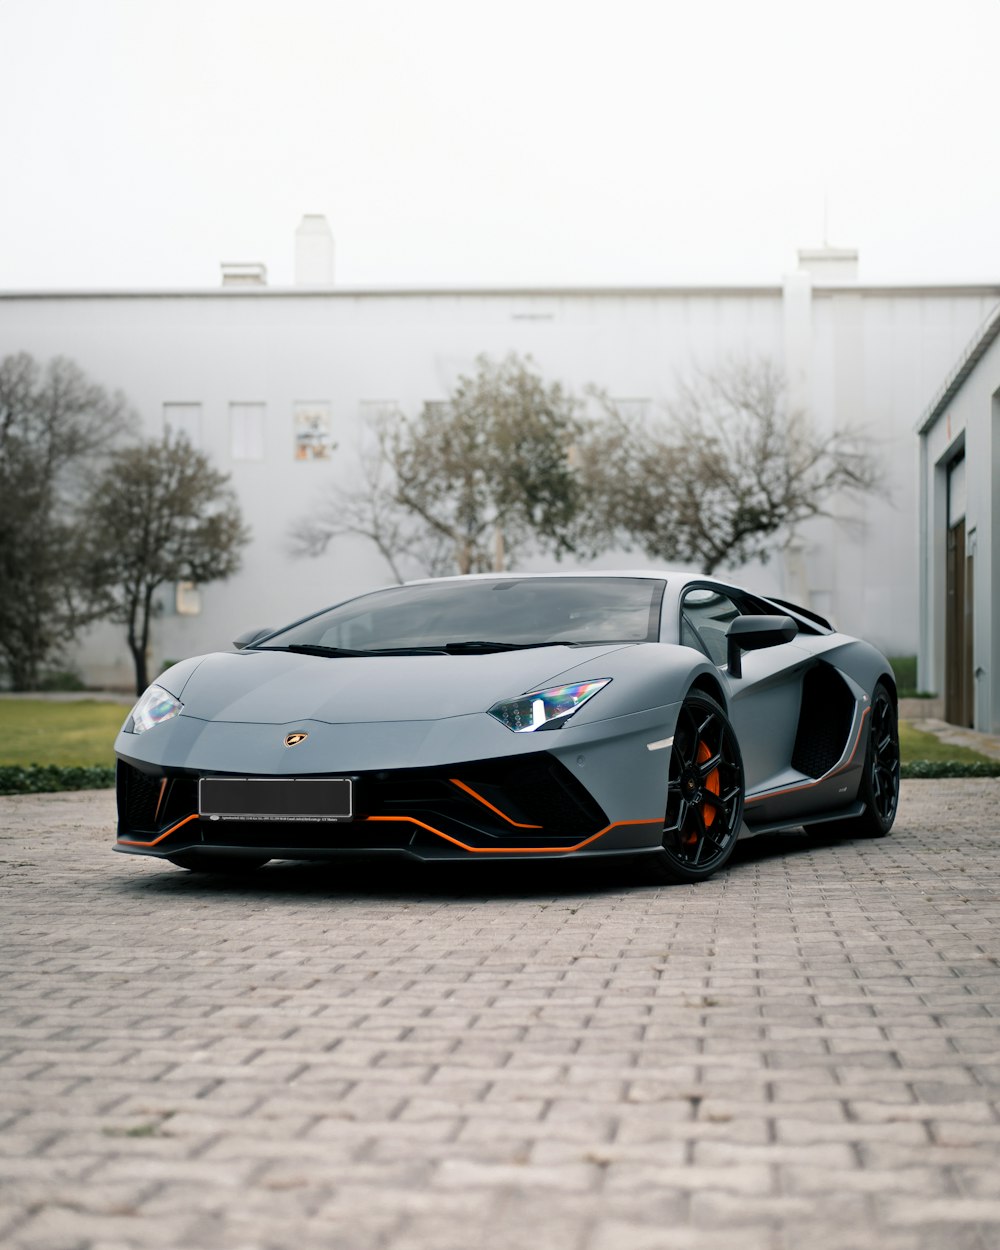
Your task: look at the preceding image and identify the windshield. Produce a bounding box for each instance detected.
[259,577,665,653]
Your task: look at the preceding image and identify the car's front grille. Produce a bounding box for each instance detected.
[117,762,198,834]
[117,752,608,851]
[364,752,607,839]
[119,762,162,831]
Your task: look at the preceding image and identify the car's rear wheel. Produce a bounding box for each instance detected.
[644,691,745,884]
[165,853,270,873]
[809,681,899,839]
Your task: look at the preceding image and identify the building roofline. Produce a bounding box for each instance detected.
[916,300,1000,434]
[2,281,999,302]
[811,283,1000,298]
[1,284,785,300]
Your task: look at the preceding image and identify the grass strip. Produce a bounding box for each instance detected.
[897,721,992,766]
[0,700,124,766]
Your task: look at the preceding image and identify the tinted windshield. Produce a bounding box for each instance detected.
[262,577,665,652]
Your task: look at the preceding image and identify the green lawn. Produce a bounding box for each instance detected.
[0,699,993,772]
[0,700,127,767]
[898,720,993,766]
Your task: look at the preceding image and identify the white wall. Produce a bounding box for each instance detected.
[1,277,997,687]
[918,326,1000,732]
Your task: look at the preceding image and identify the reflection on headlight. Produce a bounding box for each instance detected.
[130,684,183,734]
[488,679,610,732]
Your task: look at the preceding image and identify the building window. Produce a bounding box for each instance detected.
[230,402,265,461]
[163,403,201,446]
[293,401,333,460]
[175,581,202,616]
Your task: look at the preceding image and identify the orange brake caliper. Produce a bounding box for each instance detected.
[697,740,721,829]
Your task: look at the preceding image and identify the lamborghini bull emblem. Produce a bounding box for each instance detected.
[284,732,308,747]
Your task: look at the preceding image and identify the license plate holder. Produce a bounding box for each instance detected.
[199,777,353,822]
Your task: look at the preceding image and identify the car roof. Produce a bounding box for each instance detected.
[403,569,702,587]
[400,569,765,599]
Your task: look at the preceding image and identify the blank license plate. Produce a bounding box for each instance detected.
[199,777,352,822]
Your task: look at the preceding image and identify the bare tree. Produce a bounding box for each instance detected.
[291,354,586,578]
[580,358,881,573]
[0,353,133,688]
[289,415,455,582]
[80,434,250,693]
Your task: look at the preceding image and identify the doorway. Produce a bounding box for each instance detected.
[944,455,974,727]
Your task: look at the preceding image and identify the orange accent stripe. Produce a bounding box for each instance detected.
[364,814,662,854]
[449,778,544,828]
[118,812,200,848]
[745,705,871,805]
[119,810,663,855]
[152,778,168,824]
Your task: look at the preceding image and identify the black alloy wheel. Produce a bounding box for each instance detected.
[646,691,745,884]
[816,681,900,839]
[865,682,901,830]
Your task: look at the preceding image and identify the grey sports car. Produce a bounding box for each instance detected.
[114,571,900,884]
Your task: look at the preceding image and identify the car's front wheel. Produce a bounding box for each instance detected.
[165,853,270,874]
[644,691,745,884]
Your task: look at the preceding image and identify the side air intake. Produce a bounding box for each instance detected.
[791,664,856,779]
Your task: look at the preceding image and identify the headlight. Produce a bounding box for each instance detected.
[488,679,610,732]
[129,684,183,734]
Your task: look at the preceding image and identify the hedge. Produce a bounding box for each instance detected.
[1,759,998,797]
[0,764,116,795]
[900,760,1000,779]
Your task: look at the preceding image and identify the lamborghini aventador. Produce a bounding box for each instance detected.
[113,572,900,883]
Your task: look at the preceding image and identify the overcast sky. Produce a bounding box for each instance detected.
[2,0,998,291]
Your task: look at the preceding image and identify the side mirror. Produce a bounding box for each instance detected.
[233,627,274,650]
[726,614,798,678]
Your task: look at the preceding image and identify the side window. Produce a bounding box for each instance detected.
[680,588,743,666]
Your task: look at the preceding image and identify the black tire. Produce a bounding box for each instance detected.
[812,681,899,839]
[644,691,745,884]
[165,853,270,873]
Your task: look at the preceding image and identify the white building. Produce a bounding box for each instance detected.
[917,304,1000,732]
[1,219,998,688]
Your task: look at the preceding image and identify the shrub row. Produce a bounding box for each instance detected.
[2,759,998,797]
[0,764,116,795]
[901,759,1000,779]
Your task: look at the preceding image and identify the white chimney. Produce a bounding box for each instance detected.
[295,214,334,286]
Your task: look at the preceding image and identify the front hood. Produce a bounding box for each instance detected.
[173,645,629,725]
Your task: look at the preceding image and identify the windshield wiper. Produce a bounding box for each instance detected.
[438,640,579,654]
[255,643,446,658]
[256,640,617,658]
[255,643,376,657]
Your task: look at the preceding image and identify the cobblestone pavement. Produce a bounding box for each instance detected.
[3,782,1000,1250]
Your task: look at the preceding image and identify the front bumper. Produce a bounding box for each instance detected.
[114,704,680,863]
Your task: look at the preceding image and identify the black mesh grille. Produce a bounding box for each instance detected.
[118,762,162,831]
[117,763,198,834]
[457,755,606,832]
[792,664,857,778]
[363,752,607,838]
[117,751,607,849]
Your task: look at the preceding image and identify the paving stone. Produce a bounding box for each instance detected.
[3,780,1000,1250]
